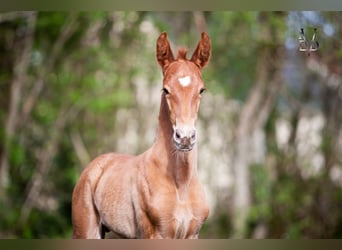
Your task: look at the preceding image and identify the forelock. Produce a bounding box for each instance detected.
[177,48,188,60]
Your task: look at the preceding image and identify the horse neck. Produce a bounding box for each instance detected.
[152,94,197,190]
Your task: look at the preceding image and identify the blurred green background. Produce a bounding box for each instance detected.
[0,11,341,238]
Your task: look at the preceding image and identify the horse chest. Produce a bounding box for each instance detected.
[172,203,196,238]
[148,191,204,239]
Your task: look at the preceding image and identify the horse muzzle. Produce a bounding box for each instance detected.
[173,126,196,152]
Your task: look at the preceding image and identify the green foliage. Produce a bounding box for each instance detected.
[249,164,272,223]
[206,12,258,100]
[200,211,232,238]
[22,208,70,238]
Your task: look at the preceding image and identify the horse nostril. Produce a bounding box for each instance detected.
[175,130,181,140]
[191,131,196,141]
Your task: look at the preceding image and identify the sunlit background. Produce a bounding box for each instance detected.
[0,11,341,238]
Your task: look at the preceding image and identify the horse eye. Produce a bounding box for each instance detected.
[162,87,170,95]
[199,88,206,95]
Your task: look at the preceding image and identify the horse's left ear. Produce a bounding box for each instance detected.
[190,32,211,69]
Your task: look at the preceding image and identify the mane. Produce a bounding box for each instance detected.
[177,48,188,60]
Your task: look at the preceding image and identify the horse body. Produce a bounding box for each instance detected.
[72,32,211,239]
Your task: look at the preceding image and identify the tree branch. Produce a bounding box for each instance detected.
[21,13,79,125]
[0,12,37,189]
[0,11,35,23]
[70,130,91,168]
[19,104,78,223]
[193,11,207,33]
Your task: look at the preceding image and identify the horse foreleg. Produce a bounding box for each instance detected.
[72,180,102,239]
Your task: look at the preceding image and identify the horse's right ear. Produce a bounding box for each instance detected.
[156,32,174,70]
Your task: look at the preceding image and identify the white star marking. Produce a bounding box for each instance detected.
[178,76,191,87]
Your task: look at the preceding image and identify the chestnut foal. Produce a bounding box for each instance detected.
[72,32,211,239]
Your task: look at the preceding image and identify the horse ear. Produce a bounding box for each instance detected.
[190,32,211,69]
[156,32,174,69]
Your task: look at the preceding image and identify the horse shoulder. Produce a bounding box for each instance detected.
[91,153,139,238]
[93,153,136,203]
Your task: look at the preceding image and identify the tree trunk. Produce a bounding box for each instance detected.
[232,12,285,237]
